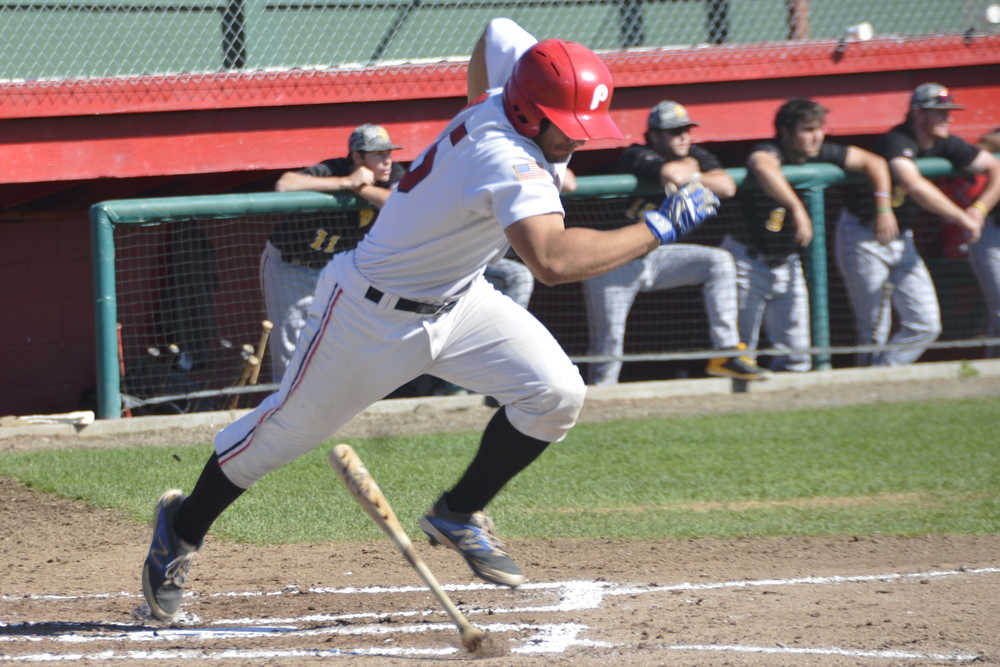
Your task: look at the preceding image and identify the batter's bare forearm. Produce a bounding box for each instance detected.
[510,221,657,286]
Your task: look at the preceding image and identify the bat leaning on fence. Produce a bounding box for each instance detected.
[116,322,132,417]
[328,444,487,652]
[248,319,273,387]
[226,320,273,410]
[871,281,894,362]
[226,346,258,410]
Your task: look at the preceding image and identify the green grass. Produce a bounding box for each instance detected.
[1,396,998,543]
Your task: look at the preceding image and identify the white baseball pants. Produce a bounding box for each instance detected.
[217,251,585,489]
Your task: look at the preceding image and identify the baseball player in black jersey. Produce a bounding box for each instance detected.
[261,124,406,380]
[582,101,769,383]
[723,99,893,371]
[836,84,999,366]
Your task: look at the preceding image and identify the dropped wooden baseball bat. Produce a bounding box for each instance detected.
[328,444,486,652]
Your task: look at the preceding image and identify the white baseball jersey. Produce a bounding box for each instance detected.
[355,93,563,301]
[482,18,570,188]
[214,18,586,489]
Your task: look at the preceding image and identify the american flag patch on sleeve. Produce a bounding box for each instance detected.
[513,161,548,181]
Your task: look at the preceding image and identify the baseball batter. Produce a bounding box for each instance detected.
[836,84,997,366]
[140,17,719,620]
[262,125,406,380]
[724,99,893,372]
[581,100,769,384]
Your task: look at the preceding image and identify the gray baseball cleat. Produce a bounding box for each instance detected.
[141,489,199,620]
[419,495,524,587]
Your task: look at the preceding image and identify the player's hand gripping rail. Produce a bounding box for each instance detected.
[644,181,720,245]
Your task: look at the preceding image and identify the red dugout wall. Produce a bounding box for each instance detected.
[2,36,999,184]
[1,36,999,415]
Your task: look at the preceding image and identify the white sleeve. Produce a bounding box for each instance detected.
[483,18,538,91]
[483,156,564,228]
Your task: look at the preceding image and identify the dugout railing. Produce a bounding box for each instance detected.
[90,156,999,419]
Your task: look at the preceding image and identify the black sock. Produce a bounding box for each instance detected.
[174,452,245,547]
[445,407,549,514]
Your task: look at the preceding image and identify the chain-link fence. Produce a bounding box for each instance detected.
[3,1,998,97]
[91,158,998,418]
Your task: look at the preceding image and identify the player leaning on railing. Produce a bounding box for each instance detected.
[264,123,406,382]
[139,17,719,620]
[836,84,1000,367]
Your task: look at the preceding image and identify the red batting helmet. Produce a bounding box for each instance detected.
[502,39,622,142]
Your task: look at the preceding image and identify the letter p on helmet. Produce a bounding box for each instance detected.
[590,84,609,111]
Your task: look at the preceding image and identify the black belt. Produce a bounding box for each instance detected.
[276,248,329,270]
[285,257,328,269]
[748,246,796,268]
[364,286,457,316]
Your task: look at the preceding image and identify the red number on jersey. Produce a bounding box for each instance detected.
[397,144,437,193]
[397,122,469,193]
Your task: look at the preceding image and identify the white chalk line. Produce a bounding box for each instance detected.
[2,567,996,662]
[4,566,997,604]
[0,623,607,662]
[669,644,981,661]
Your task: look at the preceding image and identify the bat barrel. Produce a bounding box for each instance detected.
[328,444,486,652]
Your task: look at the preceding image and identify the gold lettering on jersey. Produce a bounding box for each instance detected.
[626,198,656,222]
[892,185,906,208]
[766,207,786,232]
[310,229,341,254]
[359,208,375,228]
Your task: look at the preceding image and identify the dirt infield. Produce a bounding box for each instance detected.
[2,373,1000,665]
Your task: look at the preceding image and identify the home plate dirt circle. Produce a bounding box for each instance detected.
[1,482,998,667]
[3,374,1000,664]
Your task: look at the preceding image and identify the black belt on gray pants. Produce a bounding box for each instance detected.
[364,286,457,316]
[748,246,796,268]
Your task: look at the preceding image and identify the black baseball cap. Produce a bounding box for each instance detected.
[910,83,963,110]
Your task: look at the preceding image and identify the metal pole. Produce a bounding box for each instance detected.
[89,203,121,419]
[800,185,831,370]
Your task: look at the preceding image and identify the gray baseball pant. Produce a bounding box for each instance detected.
[834,210,941,366]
